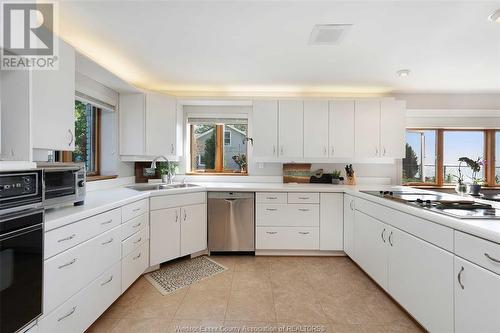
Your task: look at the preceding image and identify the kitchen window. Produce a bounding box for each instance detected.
[56,100,101,177]
[188,117,248,174]
[403,129,497,186]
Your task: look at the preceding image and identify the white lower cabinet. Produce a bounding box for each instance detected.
[39,261,121,333]
[388,228,454,333]
[319,193,343,251]
[149,193,207,266]
[343,194,355,258]
[455,256,500,333]
[122,242,149,291]
[353,210,388,289]
[256,227,319,250]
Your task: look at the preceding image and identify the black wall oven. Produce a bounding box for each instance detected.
[0,169,43,333]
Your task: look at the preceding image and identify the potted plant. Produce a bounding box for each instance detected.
[232,154,247,173]
[458,157,485,196]
[157,161,179,184]
[453,159,467,195]
[331,169,343,184]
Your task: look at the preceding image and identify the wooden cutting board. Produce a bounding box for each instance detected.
[283,163,312,183]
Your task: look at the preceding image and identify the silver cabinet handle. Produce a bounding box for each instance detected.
[266,208,278,211]
[132,222,142,228]
[58,258,77,269]
[133,237,142,244]
[383,146,387,156]
[381,228,386,243]
[484,253,500,264]
[133,253,142,260]
[132,207,141,212]
[101,238,114,245]
[266,196,278,200]
[349,200,354,211]
[458,266,465,290]
[175,211,179,222]
[171,143,175,154]
[184,210,187,221]
[331,147,335,156]
[298,197,310,200]
[280,146,284,155]
[100,275,113,286]
[68,129,74,147]
[266,231,278,235]
[57,306,76,322]
[100,219,113,226]
[58,234,76,243]
[299,232,310,235]
[388,231,393,246]
[375,146,379,156]
[273,145,276,156]
[323,147,327,155]
[298,208,310,212]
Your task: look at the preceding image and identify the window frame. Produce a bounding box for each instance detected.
[224,130,231,146]
[189,123,248,175]
[404,128,496,187]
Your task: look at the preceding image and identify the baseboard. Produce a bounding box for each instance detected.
[255,250,346,256]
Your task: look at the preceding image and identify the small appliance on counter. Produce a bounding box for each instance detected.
[362,190,500,219]
[0,169,44,333]
[36,162,86,208]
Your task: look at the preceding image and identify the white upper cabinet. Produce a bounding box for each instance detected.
[119,92,177,158]
[32,40,76,151]
[145,92,177,157]
[304,100,329,158]
[278,100,303,160]
[329,100,355,159]
[380,99,406,158]
[354,100,381,158]
[119,94,145,156]
[252,100,278,161]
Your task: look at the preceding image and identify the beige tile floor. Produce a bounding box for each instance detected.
[86,256,426,333]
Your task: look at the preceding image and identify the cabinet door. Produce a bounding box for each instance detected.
[343,194,355,258]
[354,100,380,158]
[180,204,207,256]
[278,100,303,160]
[31,40,75,151]
[145,92,177,157]
[319,193,343,250]
[304,100,329,158]
[380,99,406,158]
[353,210,388,289]
[455,256,500,333]
[150,208,180,265]
[329,100,355,158]
[252,100,278,161]
[119,93,145,156]
[388,228,454,333]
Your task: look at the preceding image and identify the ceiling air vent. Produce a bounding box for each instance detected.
[308,24,352,45]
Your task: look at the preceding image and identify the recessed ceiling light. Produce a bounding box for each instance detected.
[488,9,500,22]
[397,69,411,77]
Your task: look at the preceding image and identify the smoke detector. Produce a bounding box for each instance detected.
[308,24,352,45]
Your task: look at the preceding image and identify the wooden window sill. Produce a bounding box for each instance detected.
[86,175,118,182]
[186,172,248,176]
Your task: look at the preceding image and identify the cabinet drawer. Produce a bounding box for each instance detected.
[44,226,121,315]
[256,204,319,227]
[288,192,319,204]
[39,262,121,333]
[122,241,149,292]
[121,213,148,240]
[122,199,149,222]
[256,227,319,250]
[122,225,149,258]
[45,208,121,259]
[455,231,500,275]
[256,192,287,204]
[150,192,206,210]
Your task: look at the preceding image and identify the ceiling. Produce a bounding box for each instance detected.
[59,1,500,96]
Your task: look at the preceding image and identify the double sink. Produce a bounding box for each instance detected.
[127,183,200,192]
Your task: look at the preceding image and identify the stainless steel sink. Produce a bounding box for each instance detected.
[126,183,200,191]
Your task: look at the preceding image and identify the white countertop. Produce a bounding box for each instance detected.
[44,181,500,244]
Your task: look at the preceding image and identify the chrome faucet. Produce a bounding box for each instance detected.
[150,155,169,170]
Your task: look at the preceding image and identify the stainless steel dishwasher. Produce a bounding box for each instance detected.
[208,192,255,254]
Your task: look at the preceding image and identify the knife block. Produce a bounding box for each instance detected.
[345,173,357,185]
